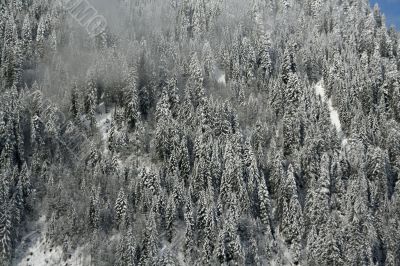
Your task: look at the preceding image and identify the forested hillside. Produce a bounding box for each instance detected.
[1,0,400,265]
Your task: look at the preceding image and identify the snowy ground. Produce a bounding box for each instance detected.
[217,73,226,85]
[14,237,63,266]
[314,80,342,132]
[314,79,349,148]
[12,216,63,266]
[214,66,226,86]
[13,216,91,266]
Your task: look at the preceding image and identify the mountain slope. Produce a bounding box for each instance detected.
[1,0,400,265]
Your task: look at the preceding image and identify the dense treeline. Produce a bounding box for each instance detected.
[1,0,400,265]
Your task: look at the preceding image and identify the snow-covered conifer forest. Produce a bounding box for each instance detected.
[1,0,400,265]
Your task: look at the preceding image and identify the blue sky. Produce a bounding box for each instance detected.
[370,0,400,28]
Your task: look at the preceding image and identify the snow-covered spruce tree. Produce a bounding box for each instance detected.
[279,164,304,263]
[183,198,195,264]
[124,66,140,129]
[304,152,331,228]
[154,90,176,160]
[167,76,180,118]
[187,53,205,109]
[0,203,12,265]
[258,177,272,230]
[69,81,80,120]
[165,194,176,242]
[85,73,98,132]
[115,188,128,229]
[35,15,46,59]
[139,208,158,265]
[116,226,136,266]
[202,41,214,79]
[220,208,245,265]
